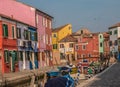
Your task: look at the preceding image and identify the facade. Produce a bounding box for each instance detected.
[0,16,18,73]
[59,35,77,64]
[17,22,38,71]
[52,24,72,65]
[36,9,53,67]
[109,23,120,61]
[99,33,104,54]
[75,33,99,73]
[103,32,110,56]
[0,0,53,73]
[0,0,36,27]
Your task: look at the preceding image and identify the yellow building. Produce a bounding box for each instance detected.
[52,24,72,65]
[59,35,77,64]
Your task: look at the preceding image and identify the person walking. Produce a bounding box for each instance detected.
[87,67,93,78]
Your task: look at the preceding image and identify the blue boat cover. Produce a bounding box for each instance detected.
[45,74,74,87]
[45,76,68,87]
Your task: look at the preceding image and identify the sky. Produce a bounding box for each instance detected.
[18,0,120,33]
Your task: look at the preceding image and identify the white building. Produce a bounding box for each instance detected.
[109,23,120,61]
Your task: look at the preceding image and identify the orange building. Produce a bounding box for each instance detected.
[0,16,18,73]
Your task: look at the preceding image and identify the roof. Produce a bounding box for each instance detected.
[59,35,77,42]
[52,24,70,32]
[109,23,120,29]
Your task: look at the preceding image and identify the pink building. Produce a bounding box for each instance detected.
[36,9,53,67]
[0,0,36,27]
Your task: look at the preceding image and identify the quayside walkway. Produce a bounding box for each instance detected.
[78,62,120,87]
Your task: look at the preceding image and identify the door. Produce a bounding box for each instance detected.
[10,51,16,72]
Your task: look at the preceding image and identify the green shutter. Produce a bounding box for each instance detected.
[5,24,8,37]
[3,24,8,37]
[14,51,18,62]
[53,44,57,49]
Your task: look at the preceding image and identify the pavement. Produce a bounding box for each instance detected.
[77,62,120,87]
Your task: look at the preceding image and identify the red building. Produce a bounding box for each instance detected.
[0,15,18,73]
[75,33,99,73]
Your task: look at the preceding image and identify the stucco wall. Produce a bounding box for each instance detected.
[0,0,35,27]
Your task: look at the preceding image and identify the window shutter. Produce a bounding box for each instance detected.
[34,32,37,41]
[12,26,14,38]
[3,24,8,37]
[19,51,23,61]
[4,50,9,63]
[5,24,8,37]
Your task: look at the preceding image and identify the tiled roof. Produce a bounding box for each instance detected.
[59,35,77,42]
[52,24,69,32]
[109,23,120,29]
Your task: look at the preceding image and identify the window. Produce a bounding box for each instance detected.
[81,30,83,34]
[36,14,39,24]
[76,45,79,50]
[114,40,118,46]
[118,40,120,45]
[114,30,117,35]
[88,54,91,57]
[82,45,86,50]
[4,50,9,63]
[77,54,81,58]
[18,51,23,61]
[100,35,102,38]
[16,28,21,38]
[24,30,29,40]
[69,26,71,30]
[46,19,48,27]
[30,32,37,41]
[82,54,86,58]
[3,24,8,37]
[100,42,103,47]
[60,44,64,48]
[50,36,52,44]
[109,41,112,46]
[12,26,16,39]
[42,17,45,26]
[53,44,57,49]
[25,51,31,61]
[30,31,35,41]
[109,31,112,35]
[34,32,38,41]
[53,34,57,38]
[69,43,74,48]
[28,31,31,40]
[60,53,65,59]
[40,35,43,41]
[14,51,18,62]
[46,34,48,44]
[49,21,52,29]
